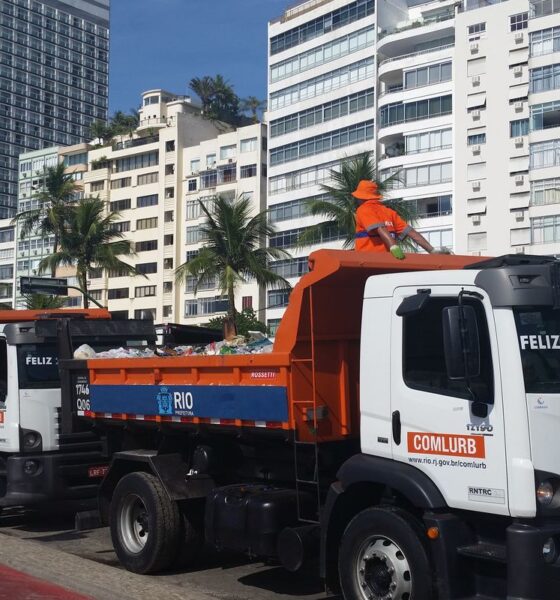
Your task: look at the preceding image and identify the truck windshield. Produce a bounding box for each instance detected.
[514,308,560,393]
[17,343,60,389]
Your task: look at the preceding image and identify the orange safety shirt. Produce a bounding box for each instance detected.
[355,198,411,252]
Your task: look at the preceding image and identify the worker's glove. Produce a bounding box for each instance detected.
[389,245,405,260]
[431,247,453,255]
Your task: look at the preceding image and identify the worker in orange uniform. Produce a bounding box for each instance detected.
[352,180,445,259]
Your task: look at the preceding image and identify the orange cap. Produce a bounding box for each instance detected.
[352,180,382,201]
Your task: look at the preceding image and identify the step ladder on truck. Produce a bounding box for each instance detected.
[0,309,156,513]
[60,250,560,600]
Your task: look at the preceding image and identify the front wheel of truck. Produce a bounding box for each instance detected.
[338,507,433,600]
[110,472,181,574]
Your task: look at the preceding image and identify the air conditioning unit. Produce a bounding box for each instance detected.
[513,65,523,76]
[514,136,524,147]
[515,174,525,184]
[472,75,480,85]
[514,101,523,111]
[470,42,479,53]
[514,32,524,43]
[471,109,481,120]
[515,246,526,254]
[228,159,233,163]
[513,210,524,220]
[471,214,481,225]
[471,144,481,154]
[472,180,481,191]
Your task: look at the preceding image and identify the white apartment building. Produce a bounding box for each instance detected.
[181,124,267,326]
[267,0,560,325]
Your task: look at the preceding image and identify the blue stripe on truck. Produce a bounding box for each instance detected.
[89,384,289,422]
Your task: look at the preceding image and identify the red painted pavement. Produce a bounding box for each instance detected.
[0,564,92,600]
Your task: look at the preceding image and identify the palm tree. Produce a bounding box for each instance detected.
[23,293,66,309]
[175,195,291,325]
[241,96,266,123]
[297,152,413,249]
[12,162,80,276]
[89,120,110,145]
[189,76,216,114]
[37,197,140,308]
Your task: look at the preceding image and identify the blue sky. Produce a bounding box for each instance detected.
[109,0,288,114]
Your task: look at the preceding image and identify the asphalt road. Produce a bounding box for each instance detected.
[0,507,334,600]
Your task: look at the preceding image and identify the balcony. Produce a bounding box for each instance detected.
[378,10,455,41]
[113,134,159,152]
[530,0,560,18]
[379,43,455,69]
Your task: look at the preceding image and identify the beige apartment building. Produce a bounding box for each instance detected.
[83,90,266,324]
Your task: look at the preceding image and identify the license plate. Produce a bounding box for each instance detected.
[88,465,109,478]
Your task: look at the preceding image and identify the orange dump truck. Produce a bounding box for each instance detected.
[60,249,498,598]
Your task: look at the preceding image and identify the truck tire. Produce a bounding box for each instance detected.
[110,472,181,574]
[338,507,433,600]
[174,500,204,568]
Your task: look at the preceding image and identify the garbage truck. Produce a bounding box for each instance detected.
[59,249,560,600]
[0,309,156,511]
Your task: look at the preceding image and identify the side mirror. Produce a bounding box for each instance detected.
[396,290,431,317]
[442,305,481,380]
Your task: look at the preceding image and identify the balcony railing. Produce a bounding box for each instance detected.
[113,135,159,151]
[379,43,454,68]
[378,12,455,40]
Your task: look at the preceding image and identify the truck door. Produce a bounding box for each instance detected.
[390,287,509,515]
[0,337,20,453]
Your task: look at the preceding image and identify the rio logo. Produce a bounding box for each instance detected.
[157,387,195,416]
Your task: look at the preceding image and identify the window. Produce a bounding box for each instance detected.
[240,138,257,152]
[164,257,173,269]
[270,0,374,54]
[379,95,452,128]
[268,197,318,223]
[531,101,560,131]
[270,57,374,110]
[90,180,104,192]
[405,128,452,154]
[107,267,129,277]
[110,177,131,189]
[270,25,374,83]
[419,228,453,250]
[164,282,173,293]
[531,64,560,93]
[110,221,130,233]
[270,224,344,248]
[137,172,158,185]
[220,145,236,160]
[108,288,128,300]
[0,265,13,279]
[531,140,560,169]
[164,210,174,223]
[136,262,157,275]
[184,296,228,317]
[270,89,374,138]
[270,121,374,166]
[530,26,560,57]
[110,198,131,212]
[136,240,158,252]
[403,296,493,402]
[165,164,175,175]
[206,154,216,169]
[188,179,197,192]
[136,217,157,230]
[163,305,173,318]
[403,62,452,90]
[164,234,174,246]
[190,159,200,173]
[403,162,452,188]
[531,177,560,205]
[510,12,528,31]
[468,22,486,40]
[115,151,158,173]
[468,232,487,251]
[269,158,341,196]
[268,288,291,308]
[165,187,174,199]
[136,194,158,208]
[201,171,217,189]
[134,308,156,320]
[531,214,560,243]
[0,228,14,243]
[186,226,202,244]
[165,140,175,152]
[467,133,486,145]
[135,285,156,298]
[511,118,529,137]
[269,257,309,278]
[240,164,257,178]
[268,319,281,336]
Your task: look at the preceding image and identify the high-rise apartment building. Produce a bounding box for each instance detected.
[267,0,560,325]
[0,0,109,221]
[84,90,267,324]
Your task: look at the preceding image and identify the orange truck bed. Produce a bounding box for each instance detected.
[76,250,482,443]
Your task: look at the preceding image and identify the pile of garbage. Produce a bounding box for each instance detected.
[73,331,274,360]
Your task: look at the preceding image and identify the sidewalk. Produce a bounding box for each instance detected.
[0,532,216,600]
[0,564,91,600]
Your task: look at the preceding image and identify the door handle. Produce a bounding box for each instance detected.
[392,410,401,446]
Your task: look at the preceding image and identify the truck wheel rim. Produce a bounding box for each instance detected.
[120,493,149,554]
[356,536,412,600]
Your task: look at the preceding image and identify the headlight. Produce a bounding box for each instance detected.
[22,431,41,449]
[537,480,555,505]
[23,460,39,476]
[543,538,559,564]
